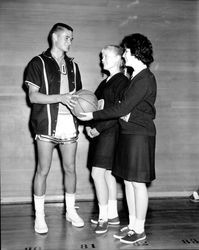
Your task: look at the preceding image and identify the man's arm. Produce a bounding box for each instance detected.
[28,84,77,109]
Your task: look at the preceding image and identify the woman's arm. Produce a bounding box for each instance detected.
[93,77,149,120]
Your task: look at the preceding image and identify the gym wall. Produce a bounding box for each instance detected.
[1,0,199,203]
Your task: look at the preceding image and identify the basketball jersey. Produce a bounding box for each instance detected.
[58,59,71,114]
[54,58,77,140]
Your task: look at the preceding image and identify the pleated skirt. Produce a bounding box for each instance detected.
[113,134,156,182]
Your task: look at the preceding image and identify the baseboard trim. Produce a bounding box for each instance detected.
[1,191,192,204]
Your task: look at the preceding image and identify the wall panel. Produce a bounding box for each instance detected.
[1,0,199,203]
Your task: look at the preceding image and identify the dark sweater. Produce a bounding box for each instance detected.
[93,68,157,136]
[92,72,129,134]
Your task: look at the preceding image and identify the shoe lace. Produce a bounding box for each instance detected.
[98,219,105,227]
[127,230,135,236]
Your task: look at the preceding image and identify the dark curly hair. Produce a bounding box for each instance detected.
[121,33,154,67]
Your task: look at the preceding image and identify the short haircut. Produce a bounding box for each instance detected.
[47,23,73,48]
[121,33,154,67]
[102,45,124,57]
[100,45,125,74]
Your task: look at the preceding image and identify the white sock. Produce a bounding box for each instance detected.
[128,215,136,230]
[34,194,45,216]
[65,192,76,214]
[34,194,48,233]
[134,218,145,234]
[108,200,118,219]
[99,204,108,221]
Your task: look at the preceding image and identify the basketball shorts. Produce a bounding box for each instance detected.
[36,113,78,144]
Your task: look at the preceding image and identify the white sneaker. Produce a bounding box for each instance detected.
[190,191,199,203]
[34,215,48,234]
[66,210,84,227]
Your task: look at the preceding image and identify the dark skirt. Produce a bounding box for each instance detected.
[91,131,118,170]
[113,134,156,182]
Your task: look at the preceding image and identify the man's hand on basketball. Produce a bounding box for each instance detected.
[60,93,78,109]
[78,112,93,121]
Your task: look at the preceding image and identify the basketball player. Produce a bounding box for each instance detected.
[85,45,129,233]
[79,33,157,244]
[25,23,84,234]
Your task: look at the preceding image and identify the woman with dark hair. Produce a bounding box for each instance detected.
[78,33,157,244]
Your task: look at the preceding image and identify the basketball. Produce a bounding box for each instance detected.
[71,89,98,117]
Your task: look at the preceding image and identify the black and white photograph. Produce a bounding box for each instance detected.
[1,0,199,249]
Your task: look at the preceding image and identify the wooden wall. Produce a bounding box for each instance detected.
[1,0,199,203]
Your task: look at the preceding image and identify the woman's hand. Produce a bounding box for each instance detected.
[78,112,93,121]
[89,128,100,138]
[85,127,100,138]
[85,126,93,137]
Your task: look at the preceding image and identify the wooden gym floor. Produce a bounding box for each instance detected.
[1,197,199,250]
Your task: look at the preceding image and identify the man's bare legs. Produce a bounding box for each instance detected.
[60,142,84,227]
[33,139,55,234]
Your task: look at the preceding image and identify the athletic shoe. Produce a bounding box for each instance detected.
[95,219,108,234]
[66,211,84,227]
[189,191,199,203]
[113,226,131,239]
[120,231,146,244]
[91,216,120,225]
[90,218,98,224]
[34,215,48,234]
